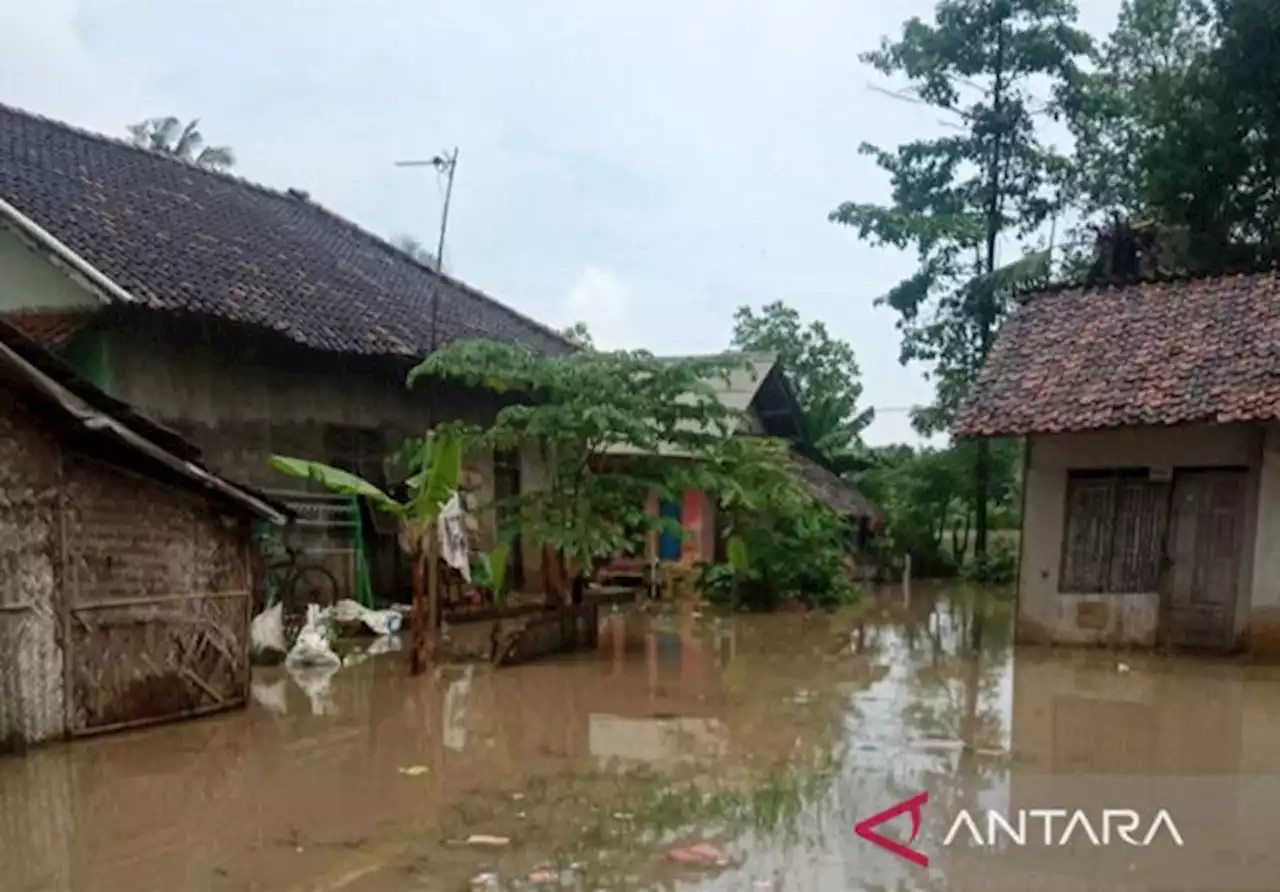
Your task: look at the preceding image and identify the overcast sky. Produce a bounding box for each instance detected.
[2,0,1122,445]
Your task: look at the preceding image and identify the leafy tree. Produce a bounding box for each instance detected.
[127,116,236,171]
[730,301,873,472]
[409,340,853,608]
[389,234,441,270]
[560,321,594,349]
[1068,0,1280,275]
[830,0,1089,558]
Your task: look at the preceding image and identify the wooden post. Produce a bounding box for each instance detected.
[410,544,428,676]
[426,525,441,665]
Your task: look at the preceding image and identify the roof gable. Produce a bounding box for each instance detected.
[954,271,1280,437]
[0,103,572,358]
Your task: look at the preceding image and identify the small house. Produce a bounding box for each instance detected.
[598,352,881,585]
[0,319,287,752]
[0,102,572,602]
[954,271,1280,654]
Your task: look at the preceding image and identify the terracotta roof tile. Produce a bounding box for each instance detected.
[0,308,95,347]
[953,271,1280,437]
[0,103,573,358]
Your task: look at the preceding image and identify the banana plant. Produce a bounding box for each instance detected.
[269,430,463,673]
[473,540,512,661]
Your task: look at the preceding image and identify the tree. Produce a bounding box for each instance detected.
[127,117,235,171]
[389,234,441,271]
[1068,0,1280,276]
[560,321,594,349]
[730,301,873,471]
[830,0,1089,558]
[269,431,462,675]
[409,341,851,607]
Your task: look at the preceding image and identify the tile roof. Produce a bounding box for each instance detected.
[0,307,96,347]
[953,271,1280,438]
[0,102,572,358]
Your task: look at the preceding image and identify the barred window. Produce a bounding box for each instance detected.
[1060,470,1169,593]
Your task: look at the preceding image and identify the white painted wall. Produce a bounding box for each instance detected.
[1019,424,1263,647]
[0,227,96,311]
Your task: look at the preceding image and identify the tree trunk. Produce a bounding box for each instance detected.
[975,13,1009,561]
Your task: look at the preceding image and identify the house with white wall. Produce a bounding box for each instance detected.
[954,271,1280,654]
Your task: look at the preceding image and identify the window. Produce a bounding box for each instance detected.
[1060,469,1169,593]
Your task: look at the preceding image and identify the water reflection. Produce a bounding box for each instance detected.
[2,585,1279,891]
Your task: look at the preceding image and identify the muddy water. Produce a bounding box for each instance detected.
[3,586,1280,891]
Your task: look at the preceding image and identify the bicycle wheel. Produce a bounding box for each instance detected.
[288,565,339,611]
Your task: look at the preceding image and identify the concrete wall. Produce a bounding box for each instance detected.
[1019,424,1262,648]
[1247,427,1280,652]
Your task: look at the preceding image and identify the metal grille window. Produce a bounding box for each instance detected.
[1060,469,1169,593]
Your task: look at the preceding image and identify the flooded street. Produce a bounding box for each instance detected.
[4,586,1280,891]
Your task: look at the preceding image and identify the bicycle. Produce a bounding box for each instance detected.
[264,545,339,642]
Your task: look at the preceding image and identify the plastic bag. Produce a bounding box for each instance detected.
[285,604,341,668]
[250,602,286,656]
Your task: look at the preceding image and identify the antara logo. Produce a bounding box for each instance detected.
[855,791,931,867]
[856,793,1186,868]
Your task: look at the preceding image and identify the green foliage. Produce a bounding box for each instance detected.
[1067,0,1280,274]
[962,535,1019,584]
[126,116,235,171]
[411,340,855,608]
[832,2,1088,435]
[471,541,512,605]
[856,439,1021,578]
[560,321,595,349]
[271,431,463,542]
[730,302,873,471]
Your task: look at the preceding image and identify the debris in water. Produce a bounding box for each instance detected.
[461,834,510,847]
[397,765,429,777]
[527,865,558,884]
[1117,661,1131,673]
[469,870,499,890]
[613,812,633,820]
[665,842,730,867]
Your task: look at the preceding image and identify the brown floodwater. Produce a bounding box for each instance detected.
[3,585,1280,891]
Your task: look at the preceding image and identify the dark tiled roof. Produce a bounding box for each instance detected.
[953,271,1280,437]
[0,103,572,357]
[0,307,96,347]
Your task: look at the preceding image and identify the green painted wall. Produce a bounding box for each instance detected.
[61,329,113,392]
[0,228,98,312]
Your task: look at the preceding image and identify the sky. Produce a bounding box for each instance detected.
[2,0,1122,445]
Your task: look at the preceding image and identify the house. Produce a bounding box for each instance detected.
[0,317,288,752]
[599,352,881,584]
[0,102,572,601]
[953,270,1280,654]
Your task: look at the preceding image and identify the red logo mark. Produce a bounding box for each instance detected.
[855,791,930,867]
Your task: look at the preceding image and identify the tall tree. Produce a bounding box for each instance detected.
[730,301,873,471]
[389,233,441,271]
[829,0,1088,558]
[127,117,235,171]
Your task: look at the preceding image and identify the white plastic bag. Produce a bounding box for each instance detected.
[250,602,286,656]
[285,604,341,668]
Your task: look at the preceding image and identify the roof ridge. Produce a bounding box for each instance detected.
[0,101,574,352]
[1017,266,1280,303]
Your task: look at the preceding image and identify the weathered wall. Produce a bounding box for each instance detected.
[1019,424,1262,648]
[100,314,553,594]
[0,227,97,312]
[1247,426,1280,653]
[0,397,65,751]
[62,454,251,733]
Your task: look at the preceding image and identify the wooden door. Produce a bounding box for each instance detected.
[1163,470,1247,651]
